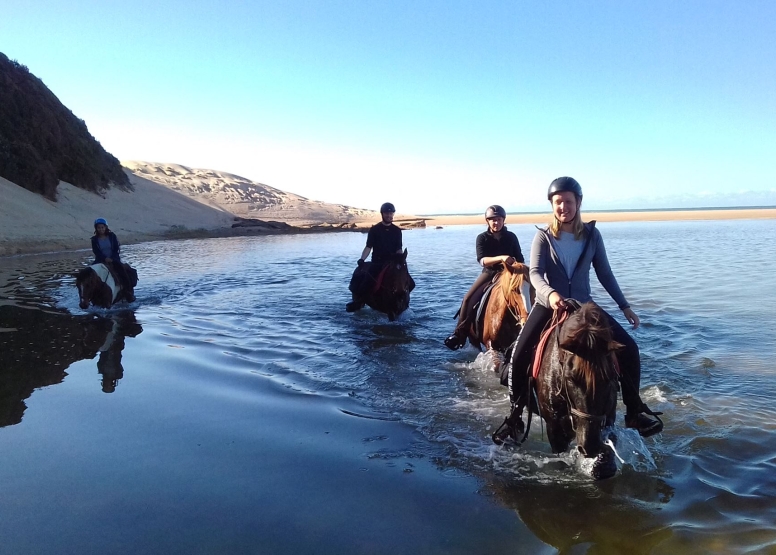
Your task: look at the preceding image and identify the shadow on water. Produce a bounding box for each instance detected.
[488,474,675,554]
[0,305,142,425]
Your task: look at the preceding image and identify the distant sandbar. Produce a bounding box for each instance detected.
[421,208,776,227]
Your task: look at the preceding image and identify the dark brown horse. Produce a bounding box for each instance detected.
[362,249,415,321]
[467,261,533,354]
[531,302,622,479]
[74,263,137,309]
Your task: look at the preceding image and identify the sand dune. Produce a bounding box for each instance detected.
[123,161,382,226]
[0,171,234,256]
[0,162,419,256]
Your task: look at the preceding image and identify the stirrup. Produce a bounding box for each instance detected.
[625,404,664,437]
[492,413,525,445]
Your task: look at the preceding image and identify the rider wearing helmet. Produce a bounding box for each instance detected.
[498,177,663,439]
[444,205,524,350]
[91,218,135,303]
[346,202,405,312]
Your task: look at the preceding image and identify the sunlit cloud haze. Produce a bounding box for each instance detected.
[3,1,775,213]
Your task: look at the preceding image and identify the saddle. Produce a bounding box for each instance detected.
[472,281,497,340]
[452,278,496,330]
[96,262,139,302]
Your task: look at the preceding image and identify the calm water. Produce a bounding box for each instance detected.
[1,219,775,554]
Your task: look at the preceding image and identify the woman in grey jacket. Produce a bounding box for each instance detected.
[502,177,662,438]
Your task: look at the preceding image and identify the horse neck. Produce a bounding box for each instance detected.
[83,272,113,306]
[383,261,407,282]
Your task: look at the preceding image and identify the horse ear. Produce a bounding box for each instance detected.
[607,340,625,352]
[402,248,408,260]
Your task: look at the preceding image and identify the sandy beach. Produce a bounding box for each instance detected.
[1,163,774,257]
[423,208,776,227]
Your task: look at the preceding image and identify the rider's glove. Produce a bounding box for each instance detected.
[357,259,365,267]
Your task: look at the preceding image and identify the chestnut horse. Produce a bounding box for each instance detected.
[362,249,415,321]
[466,262,533,359]
[530,301,622,479]
[75,263,136,309]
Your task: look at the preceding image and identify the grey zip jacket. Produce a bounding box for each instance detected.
[530,221,630,310]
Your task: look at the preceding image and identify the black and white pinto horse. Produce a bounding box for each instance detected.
[75,263,137,309]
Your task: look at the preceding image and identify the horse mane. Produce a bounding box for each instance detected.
[559,303,619,395]
[75,267,96,283]
[497,262,529,322]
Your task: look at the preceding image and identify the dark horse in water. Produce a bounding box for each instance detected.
[466,262,533,358]
[498,301,622,479]
[356,249,415,321]
[75,263,138,309]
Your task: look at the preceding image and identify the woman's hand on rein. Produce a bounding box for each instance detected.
[503,255,515,266]
[623,307,640,329]
[549,292,566,310]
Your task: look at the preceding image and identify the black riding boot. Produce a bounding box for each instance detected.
[444,324,468,350]
[492,404,525,445]
[625,404,664,437]
[345,294,364,312]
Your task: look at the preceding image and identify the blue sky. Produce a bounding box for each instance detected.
[2,1,775,213]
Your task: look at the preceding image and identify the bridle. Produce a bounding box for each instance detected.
[552,305,618,432]
[565,386,610,431]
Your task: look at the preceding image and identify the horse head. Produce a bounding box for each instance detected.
[75,267,97,309]
[499,262,532,324]
[74,266,113,309]
[478,262,534,355]
[556,303,622,463]
[374,249,414,321]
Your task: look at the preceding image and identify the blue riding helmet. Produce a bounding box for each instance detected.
[94,218,108,227]
[380,202,396,214]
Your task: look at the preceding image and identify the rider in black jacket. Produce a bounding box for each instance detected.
[346,202,403,312]
[444,205,524,349]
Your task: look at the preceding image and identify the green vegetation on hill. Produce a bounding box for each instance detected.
[0,52,130,200]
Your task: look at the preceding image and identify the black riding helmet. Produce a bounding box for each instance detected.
[485,205,506,220]
[547,177,583,200]
[380,202,396,214]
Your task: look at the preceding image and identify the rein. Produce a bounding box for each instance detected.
[370,264,391,294]
[532,306,571,379]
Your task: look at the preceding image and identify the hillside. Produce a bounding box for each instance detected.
[0,52,129,199]
[123,161,380,225]
[0,172,234,256]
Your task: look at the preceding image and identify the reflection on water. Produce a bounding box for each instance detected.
[0,220,775,554]
[95,313,143,393]
[0,305,142,424]
[492,476,675,554]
